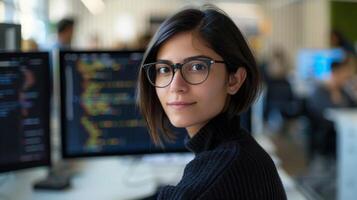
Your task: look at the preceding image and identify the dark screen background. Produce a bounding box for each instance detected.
[0,52,50,172]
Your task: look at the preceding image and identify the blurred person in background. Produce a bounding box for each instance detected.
[262,47,299,135]
[54,18,75,50]
[306,56,357,172]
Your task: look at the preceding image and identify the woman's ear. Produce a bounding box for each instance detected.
[227,67,247,95]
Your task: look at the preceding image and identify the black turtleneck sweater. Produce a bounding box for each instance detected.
[157,114,287,200]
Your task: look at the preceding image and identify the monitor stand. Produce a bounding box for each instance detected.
[33,161,76,190]
[33,101,74,190]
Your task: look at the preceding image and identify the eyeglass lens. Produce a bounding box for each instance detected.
[146,59,210,87]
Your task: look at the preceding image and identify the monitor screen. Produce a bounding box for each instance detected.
[297,48,345,80]
[60,50,188,158]
[0,52,51,173]
[295,48,345,96]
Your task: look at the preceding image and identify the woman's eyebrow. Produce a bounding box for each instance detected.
[183,55,211,61]
[156,55,212,63]
[156,59,172,63]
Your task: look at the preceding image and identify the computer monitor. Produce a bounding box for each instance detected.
[297,48,345,81]
[0,23,22,51]
[59,50,252,158]
[0,52,51,173]
[295,48,345,96]
[59,50,186,158]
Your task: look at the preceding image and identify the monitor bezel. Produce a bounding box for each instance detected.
[59,50,189,159]
[0,52,51,173]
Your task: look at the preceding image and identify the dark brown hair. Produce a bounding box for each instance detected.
[57,18,75,33]
[136,5,261,145]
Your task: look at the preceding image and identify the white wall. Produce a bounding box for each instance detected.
[47,0,331,51]
[48,0,266,49]
[261,0,302,62]
[260,0,330,67]
[302,0,330,49]
[76,0,183,48]
[49,0,193,49]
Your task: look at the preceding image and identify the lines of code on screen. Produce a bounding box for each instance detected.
[63,52,161,156]
[0,55,49,166]
[62,51,187,156]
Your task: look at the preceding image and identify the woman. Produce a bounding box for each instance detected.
[137,5,287,200]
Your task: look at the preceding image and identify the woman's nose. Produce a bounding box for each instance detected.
[169,70,188,93]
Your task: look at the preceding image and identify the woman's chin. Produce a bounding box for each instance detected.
[167,116,191,128]
[169,120,189,128]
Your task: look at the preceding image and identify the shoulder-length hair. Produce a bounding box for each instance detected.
[136,5,261,145]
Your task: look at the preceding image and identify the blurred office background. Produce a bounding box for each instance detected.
[1,0,357,200]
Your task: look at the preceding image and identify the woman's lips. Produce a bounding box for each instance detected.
[166,101,196,109]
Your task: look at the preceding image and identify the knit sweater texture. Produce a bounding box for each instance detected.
[157,114,287,200]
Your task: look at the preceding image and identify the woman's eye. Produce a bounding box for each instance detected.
[156,66,171,74]
[190,63,207,71]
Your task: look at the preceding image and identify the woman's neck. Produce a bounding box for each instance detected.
[186,122,208,138]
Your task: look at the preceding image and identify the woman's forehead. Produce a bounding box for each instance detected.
[156,31,222,62]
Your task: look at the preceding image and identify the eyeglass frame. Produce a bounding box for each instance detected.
[142,55,225,88]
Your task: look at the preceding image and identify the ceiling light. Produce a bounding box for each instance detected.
[81,0,105,15]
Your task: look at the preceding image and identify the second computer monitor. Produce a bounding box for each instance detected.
[60,50,187,158]
[0,52,51,173]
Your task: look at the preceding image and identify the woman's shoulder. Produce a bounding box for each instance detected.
[229,129,278,165]
[158,131,286,200]
[195,133,286,199]
[157,144,240,200]
[191,128,278,176]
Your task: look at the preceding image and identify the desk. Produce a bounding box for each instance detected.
[326,109,357,200]
[32,155,192,200]
[0,140,307,200]
[0,154,191,200]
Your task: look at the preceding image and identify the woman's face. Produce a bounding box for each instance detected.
[155,31,229,136]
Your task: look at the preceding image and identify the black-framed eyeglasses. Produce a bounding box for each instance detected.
[142,56,225,88]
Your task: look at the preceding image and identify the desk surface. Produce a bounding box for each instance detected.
[0,138,307,200]
[31,155,192,200]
